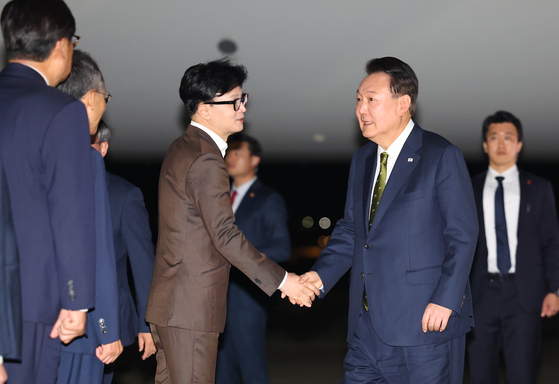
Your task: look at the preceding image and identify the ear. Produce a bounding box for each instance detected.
[100,142,109,158]
[251,155,261,168]
[398,95,411,116]
[196,102,211,120]
[82,90,95,109]
[516,140,523,154]
[483,141,489,154]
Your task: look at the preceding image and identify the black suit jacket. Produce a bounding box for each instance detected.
[470,170,559,313]
[0,159,22,360]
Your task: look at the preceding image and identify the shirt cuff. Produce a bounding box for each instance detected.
[0,355,3,364]
[277,272,288,289]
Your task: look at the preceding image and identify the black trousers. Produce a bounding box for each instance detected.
[468,279,541,384]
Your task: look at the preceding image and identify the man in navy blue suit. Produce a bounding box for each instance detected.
[468,111,559,384]
[0,1,96,383]
[56,50,122,384]
[91,122,157,383]
[215,133,291,384]
[300,57,478,383]
[0,158,21,384]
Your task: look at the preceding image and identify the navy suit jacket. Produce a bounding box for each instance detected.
[106,172,154,346]
[228,179,291,304]
[312,124,478,346]
[0,159,22,361]
[0,63,95,324]
[63,151,120,354]
[470,170,559,313]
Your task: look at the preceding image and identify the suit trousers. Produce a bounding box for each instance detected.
[57,351,104,384]
[4,321,61,384]
[151,324,219,384]
[467,279,541,384]
[342,309,465,384]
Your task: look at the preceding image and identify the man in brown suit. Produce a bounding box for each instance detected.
[146,59,318,384]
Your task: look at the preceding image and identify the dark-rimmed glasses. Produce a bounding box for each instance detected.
[72,35,80,48]
[204,93,248,111]
[96,91,112,104]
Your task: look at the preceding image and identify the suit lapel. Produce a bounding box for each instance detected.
[362,148,377,237]
[235,179,261,218]
[518,171,531,233]
[368,126,422,234]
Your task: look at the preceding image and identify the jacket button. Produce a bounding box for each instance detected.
[361,273,364,278]
[364,244,370,249]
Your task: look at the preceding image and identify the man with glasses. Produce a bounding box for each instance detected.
[0,1,96,383]
[146,58,318,383]
[56,50,123,384]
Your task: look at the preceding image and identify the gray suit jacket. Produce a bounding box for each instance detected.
[146,125,285,332]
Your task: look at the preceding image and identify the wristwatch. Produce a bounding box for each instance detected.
[554,288,559,297]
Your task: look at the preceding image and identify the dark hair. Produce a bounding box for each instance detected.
[228,132,262,158]
[57,50,104,99]
[95,119,110,143]
[482,111,523,142]
[1,0,75,61]
[365,57,419,116]
[179,58,248,117]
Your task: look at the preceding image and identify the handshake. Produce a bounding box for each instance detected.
[279,271,323,307]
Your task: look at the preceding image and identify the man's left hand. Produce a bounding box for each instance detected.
[422,303,452,333]
[138,332,156,360]
[541,293,559,317]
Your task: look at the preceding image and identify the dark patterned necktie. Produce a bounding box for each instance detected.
[495,176,511,274]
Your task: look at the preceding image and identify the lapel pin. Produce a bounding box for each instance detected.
[250,193,255,198]
[527,180,532,185]
[408,158,414,163]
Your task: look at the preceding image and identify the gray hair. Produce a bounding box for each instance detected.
[96,119,111,143]
[57,49,104,99]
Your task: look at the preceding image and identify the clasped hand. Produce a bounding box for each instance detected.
[279,272,321,307]
[280,271,323,307]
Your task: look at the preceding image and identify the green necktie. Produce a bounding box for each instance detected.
[368,152,389,229]
[363,151,388,311]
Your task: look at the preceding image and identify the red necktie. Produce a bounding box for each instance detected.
[230,190,237,205]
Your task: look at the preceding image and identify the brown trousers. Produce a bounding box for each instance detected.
[151,324,219,384]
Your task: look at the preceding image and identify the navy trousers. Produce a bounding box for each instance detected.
[4,321,61,384]
[342,310,466,384]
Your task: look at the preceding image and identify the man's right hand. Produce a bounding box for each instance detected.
[279,272,320,307]
[1,363,7,384]
[50,309,87,344]
[96,339,123,364]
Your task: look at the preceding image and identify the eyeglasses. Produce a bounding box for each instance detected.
[96,91,112,104]
[72,35,80,48]
[204,93,248,111]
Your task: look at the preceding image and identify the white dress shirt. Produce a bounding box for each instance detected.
[483,165,520,274]
[369,119,415,212]
[21,63,49,85]
[190,121,228,158]
[231,177,257,214]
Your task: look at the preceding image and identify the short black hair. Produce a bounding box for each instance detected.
[179,58,248,117]
[1,0,75,61]
[482,111,523,142]
[57,50,105,100]
[365,57,419,116]
[228,132,262,158]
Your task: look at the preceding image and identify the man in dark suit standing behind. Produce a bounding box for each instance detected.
[0,1,96,383]
[146,59,318,383]
[215,133,291,384]
[300,57,478,383]
[0,158,22,384]
[468,111,559,384]
[91,122,157,383]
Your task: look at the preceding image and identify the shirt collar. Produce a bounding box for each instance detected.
[20,63,49,85]
[379,118,415,159]
[488,164,518,179]
[190,121,228,157]
[232,176,257,195]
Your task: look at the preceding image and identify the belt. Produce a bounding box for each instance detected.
[487,272,515,283]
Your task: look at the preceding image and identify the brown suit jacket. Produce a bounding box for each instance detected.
[146,125,285,333]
